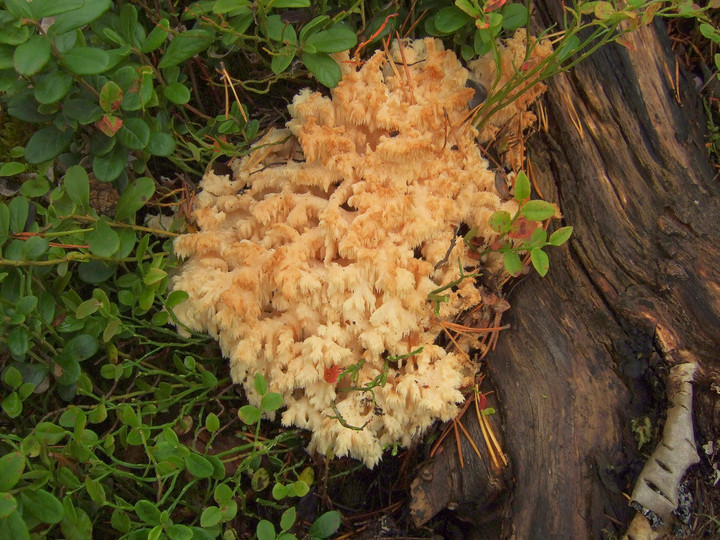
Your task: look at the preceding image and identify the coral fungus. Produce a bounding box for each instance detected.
[172,36,547,466]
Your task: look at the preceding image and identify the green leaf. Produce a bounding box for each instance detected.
[7,90,47,122]
[35,71,74,104]
[488,210,511,233]
[261,392,283,412]
[50,0,112,35]
[55,353,81,385]
[205,413,220,433]
[93,145,128,182]
[455,0,480,17]
[214,0,251,13]
[309,510,341,539]
[290,480,309,497]
[270,0,310,6]
[121,405,140,427]
[549,226,573,246]
[700,22,720,42]
[158,29,214,68]
[0,162,24,176]
[147,132,176,156]
[8,196,28,233]
[117,117,150,150]
[301,52,341,88]
[148,525,163,540]
[254,372,268,395]
[502,3,529,30]
[305,25,356,53]
[530,248,549,276]
[556,35,580,63]
[238,405,261,425]
[24,126,73,164]
[3,366,23,389]
[85,477,106,506]
[0,494,17,519]
[503,250,523,276]
[64,166,90,209]
[514,171,530,202]
[61,47,110,75]
[78,261,117,283]
[135,500,161,526]
[64,98,103,124]
[0,21,29,46]
[22,235,48,259]
[521,200,557,221]
[256,520,276,540]
[75,299,100,319]
[0,45,14,69]
[202,370,218,389]
[272,483,288,500]
[13,35,51,76]
[433,6,471,34]
[20,176,50,198]
[65,334,99,361]
[166,290,189,308]
[524,226,547,249]
[163,82,190,104]
[4,0,33,19]
[144,267,167,286]
[280,506,296,531]
[35,422,67,444]
[118,4,143,48]
[111,509,131,533]
[0,509,29,540]
[15,295,38,316]
[29,0,84,18]
[167,524,193,540]
[594,1,615,19]
[185,454,213,478]
[87,220,120,257]
[142,19,170,53]
[60,503,92,540]
[0,203,9,238]
[214,484,233,505]
[266,15,297,43]
[115,176,155,221]
[21,490,64,524]
[0,452,24,491]
[272,45,295,74]
[299,15,329,42]
[200,506,222,528]
[99,81,123,112]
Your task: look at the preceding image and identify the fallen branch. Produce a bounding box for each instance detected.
[623,358,700,539]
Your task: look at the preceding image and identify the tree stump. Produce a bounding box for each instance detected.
[411,9,720,539]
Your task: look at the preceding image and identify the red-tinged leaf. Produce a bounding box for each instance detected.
[96,115,122,137]
[324,365,341,383]
[476,392,488,410]
[99,81,123,112]
[508,217,539,240]
[485,0,507,12]
[616,36,635,51]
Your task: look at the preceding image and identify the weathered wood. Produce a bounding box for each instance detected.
[412,12,720,539]
[409,385,511,530]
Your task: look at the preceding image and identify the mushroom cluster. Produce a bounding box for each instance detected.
[172,36,546,466]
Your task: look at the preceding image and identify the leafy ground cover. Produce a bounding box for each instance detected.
[1,0,720,538]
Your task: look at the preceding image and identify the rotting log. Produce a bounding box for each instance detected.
[410,8,720,538]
